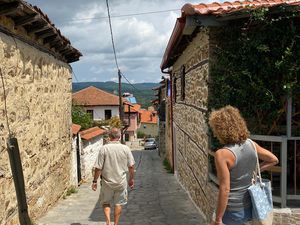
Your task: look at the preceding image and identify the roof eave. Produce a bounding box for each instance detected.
[160,17,186,71]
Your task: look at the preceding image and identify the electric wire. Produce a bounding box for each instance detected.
[120,72,142,92]
[105,0,154,97]
[72,69,80,82]
[106,0,120,70]
[61,8,180,23]
[0,68,11,136]
[1,33,20,137]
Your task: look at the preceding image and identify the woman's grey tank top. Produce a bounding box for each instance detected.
[224,139,257,211]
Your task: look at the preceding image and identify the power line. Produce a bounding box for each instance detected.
[61,9,180,23]
[72,69,79,82]
[120,72,142,92]
[0,68,11,136]
[106,0,119,70]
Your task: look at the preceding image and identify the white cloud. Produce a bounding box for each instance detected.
[26,0,213,83]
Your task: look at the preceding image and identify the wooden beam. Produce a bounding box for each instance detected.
[0,2,22,16]
[14,14,40,26]
[49,39,63,48]
[37,30,56,39]
[43,35,59,44]
[59,47,73,55]
[28,24,50,33]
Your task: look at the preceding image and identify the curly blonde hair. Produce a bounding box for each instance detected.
[209,105,250,145]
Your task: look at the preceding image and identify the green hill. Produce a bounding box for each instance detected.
[72,82,159,108]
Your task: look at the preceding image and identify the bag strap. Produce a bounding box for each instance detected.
[249,139,263,185]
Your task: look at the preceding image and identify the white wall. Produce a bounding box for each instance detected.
[80,136,104,180]
[71,136,79,186]
[85,106,119,120]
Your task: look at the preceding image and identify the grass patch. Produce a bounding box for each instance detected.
[163,158,173,173]
[66,187,78,196]
[63,186,78,199]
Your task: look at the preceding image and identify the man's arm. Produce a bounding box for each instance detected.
[92,168,102,191]
[128,166,134,189]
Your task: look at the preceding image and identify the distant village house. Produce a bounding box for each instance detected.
[72,86,120,120]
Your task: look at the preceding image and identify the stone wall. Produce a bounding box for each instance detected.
[165,98,173,169]
[158,122,166,157]
[138,123,158,138]
[171,28,217,221]
[0,31,73,224]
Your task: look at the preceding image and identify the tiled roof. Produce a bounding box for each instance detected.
[181,0,300,16]
[139,109,158,124]
[0,0,81,63]
[73,86,120,106]
[80,127,106,141]
[161,0,300,70]
[72,123,81,135]
[124,104,141,113]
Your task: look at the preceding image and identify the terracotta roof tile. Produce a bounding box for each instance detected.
[72,123,81,135]
[124,104,141,113]
[139,109,158,124]
[73,86,120,106]
[182,0,300,17]
[80,127,106,141]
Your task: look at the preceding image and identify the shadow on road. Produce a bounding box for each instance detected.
[88,197,106,222]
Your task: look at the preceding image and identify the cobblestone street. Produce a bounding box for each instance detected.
[38,149,206,225]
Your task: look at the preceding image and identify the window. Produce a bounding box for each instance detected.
[105,109,112,120]
[173,77,177,103]
[86,110,93,120]
[181,65,186,101]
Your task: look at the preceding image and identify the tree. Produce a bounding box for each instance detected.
[72,105,93,130]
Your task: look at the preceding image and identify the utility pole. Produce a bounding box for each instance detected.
[7,136,31,225]
[118,69,124,143]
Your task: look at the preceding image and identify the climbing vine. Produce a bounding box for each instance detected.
[209,7,300,135]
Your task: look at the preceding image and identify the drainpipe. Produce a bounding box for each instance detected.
[162,68,174,173]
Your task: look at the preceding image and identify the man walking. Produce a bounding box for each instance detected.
[92,128,135,225]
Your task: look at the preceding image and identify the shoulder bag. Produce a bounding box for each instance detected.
[248,140,273,225]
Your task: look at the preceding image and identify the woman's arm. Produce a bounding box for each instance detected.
[254,142,279,172]
[213,149,231,225]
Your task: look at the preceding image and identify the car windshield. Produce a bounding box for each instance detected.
[145,138,155,142]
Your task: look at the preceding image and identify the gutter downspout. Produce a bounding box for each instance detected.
[162,68,174,173]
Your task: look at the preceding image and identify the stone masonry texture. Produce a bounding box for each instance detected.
[171,28,217,222]
[0,26,73,224]
[170,26,300,224]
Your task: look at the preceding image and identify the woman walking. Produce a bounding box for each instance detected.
[209,106,278,225]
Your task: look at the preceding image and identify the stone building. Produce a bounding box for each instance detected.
[153,78,173,167]
[161,1,300,224]
[138,108,158,138]
[0,1,81,224]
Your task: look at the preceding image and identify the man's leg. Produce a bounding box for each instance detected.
[114,204,122,225]
[103,204,111,225]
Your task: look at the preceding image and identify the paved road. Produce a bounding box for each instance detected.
[38,149,206,225]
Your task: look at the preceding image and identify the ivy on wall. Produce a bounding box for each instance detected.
[209,7,300,135]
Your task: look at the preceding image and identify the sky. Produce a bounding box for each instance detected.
[25,0,210,83]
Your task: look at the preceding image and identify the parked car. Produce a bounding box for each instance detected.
[144,138,157,150]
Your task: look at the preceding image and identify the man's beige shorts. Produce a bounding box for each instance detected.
[100,183,128,206]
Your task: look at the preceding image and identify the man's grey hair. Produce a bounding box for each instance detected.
[109,128,121,139]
